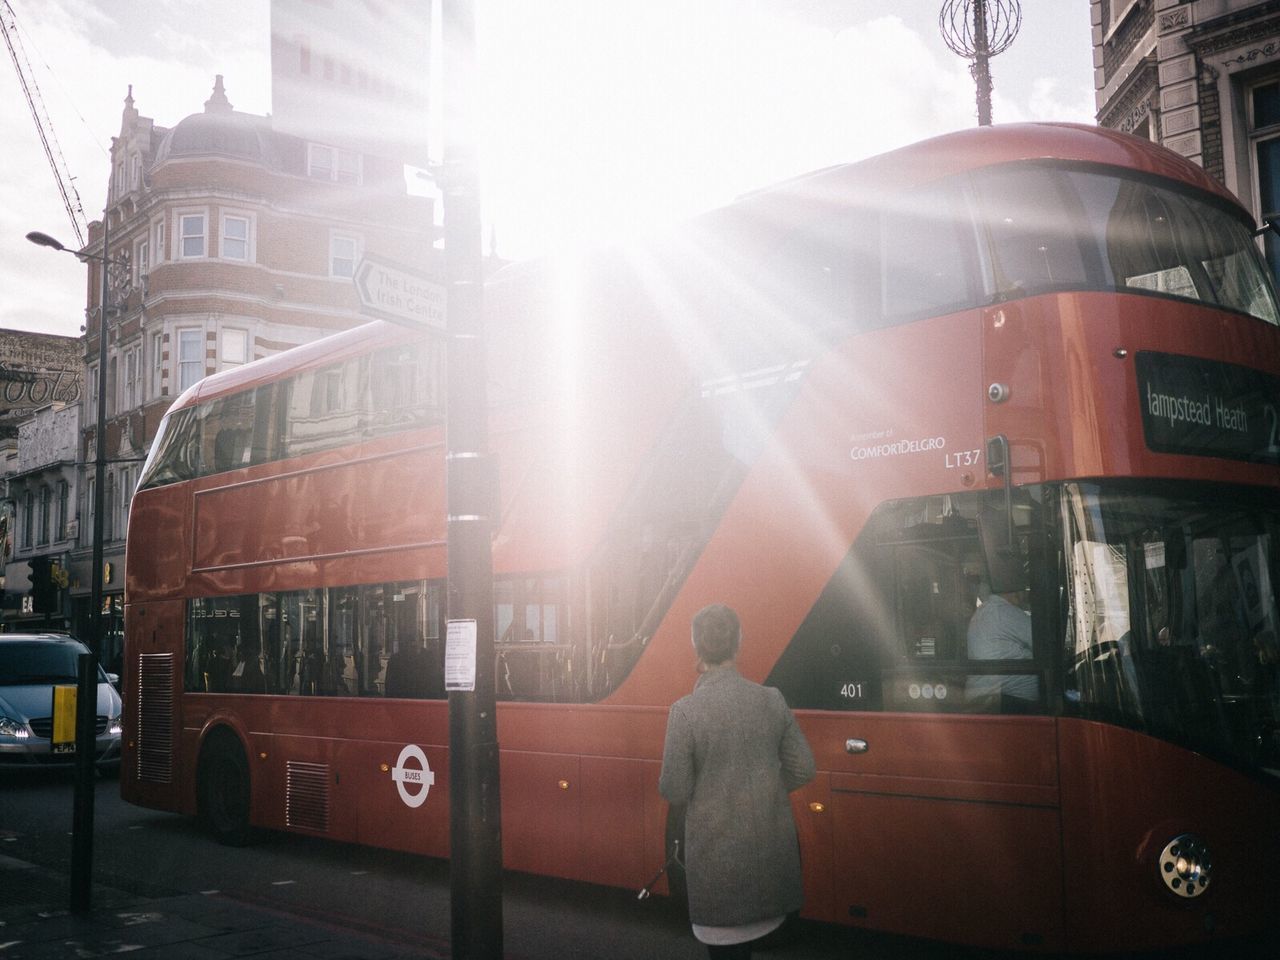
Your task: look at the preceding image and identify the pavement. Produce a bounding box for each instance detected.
[0,852,442,960]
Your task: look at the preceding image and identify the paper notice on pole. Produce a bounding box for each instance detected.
[445,619,478,692]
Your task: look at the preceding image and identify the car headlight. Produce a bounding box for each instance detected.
[108,714,123,736]
[0,717,30,739]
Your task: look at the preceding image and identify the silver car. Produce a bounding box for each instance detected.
[0,633,122,769]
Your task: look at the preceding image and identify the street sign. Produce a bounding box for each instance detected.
[353,255,446,332]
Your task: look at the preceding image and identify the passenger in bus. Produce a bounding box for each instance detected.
[230,638,267,694]
[966,586,1038,708]
[204,638,234,693]
[659,604,815,960]
[385,635,439,699]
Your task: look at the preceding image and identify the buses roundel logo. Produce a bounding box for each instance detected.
[392,744,436,808]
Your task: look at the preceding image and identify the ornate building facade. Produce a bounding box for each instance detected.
[1093,1,1280,275]
[69,76,434,644]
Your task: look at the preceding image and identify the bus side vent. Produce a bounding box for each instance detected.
[286,761,331,833]
[137,653,175,784]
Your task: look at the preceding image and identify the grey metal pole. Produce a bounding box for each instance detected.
[442,1,503,957]
[973,0,992,126]
[70,208,110,913]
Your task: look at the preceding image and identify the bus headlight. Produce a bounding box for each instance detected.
[1159,834,1211,898]
[108,714,123,736]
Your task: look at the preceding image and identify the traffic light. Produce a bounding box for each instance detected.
[27,556,58,615]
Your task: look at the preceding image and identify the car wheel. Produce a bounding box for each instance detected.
[198,731,255,846]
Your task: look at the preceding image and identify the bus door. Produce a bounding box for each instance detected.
[774,491,1063,950]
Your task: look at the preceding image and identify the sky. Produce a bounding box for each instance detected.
[0,1,1095,340]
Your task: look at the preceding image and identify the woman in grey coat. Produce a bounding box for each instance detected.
[659,604,816,960]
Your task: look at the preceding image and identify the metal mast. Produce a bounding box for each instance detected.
[2,0,88,246]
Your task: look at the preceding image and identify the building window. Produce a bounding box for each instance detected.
[221,214,251,261]
[37,486,51,545]
[178,329,205,392]
[123,343,141,411]
[86,477,95,544]
[1251,79,1280,281]
[150,331,164,398]
[107,356,118,417]
[104,472,115,542]
[179,213,207,259]
[88,363,99,422]
[308,144,362,184]
[331,234,358,279]
[56,480,69,541]
[22,490,33,549]
[135,238,149,284]
[336,150,361,184]
[153,219,166,263]
[118,467,135,536]
[221,328,250,370]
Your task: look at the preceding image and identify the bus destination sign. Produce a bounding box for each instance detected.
[1137,351,1280,464]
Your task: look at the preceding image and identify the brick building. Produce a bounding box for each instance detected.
[1093,1,1280,275]
[70,76,435,642]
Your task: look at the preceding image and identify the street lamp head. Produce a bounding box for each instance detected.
[26,230,67,252]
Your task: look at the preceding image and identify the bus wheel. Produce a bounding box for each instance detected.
[198,731,255,847]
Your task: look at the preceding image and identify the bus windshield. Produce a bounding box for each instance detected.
[1062,482,1280,777]
[974,164,1280,324]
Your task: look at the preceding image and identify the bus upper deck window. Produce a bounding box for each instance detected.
[973,166,1092,298]
[880,180,977,321]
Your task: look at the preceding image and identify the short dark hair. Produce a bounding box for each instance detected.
[692,604,740,665]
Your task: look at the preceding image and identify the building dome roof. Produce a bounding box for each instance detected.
[153,76,276,167]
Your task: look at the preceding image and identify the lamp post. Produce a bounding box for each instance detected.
[27,214,121,913]
[939,0,1022,126]
[441,1,503,957]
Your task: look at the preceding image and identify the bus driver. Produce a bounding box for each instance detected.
[966,586,1038,709]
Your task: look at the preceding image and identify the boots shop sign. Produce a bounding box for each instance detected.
[0,331,82,422]
[0,368,81,406]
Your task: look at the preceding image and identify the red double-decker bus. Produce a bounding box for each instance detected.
[123,123,1280,953]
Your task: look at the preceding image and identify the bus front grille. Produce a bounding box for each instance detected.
[137,653,174,783]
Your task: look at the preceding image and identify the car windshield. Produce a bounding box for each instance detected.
[0,641,95,685]
[1061,482,1280,778]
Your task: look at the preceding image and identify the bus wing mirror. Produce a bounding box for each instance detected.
[1254,212,1280,238]
[979,506,1028,595]
[982,435,1026,594]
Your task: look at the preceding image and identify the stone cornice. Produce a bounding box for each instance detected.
[1100,57,1158,130]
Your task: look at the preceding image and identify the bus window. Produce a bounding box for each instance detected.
[767,493,1044,714]
[137,405,201,489]
[283,356,370,458]
[367,340,444,438]
[1062,483,1280,770]
[184,581,445,700]
[1075,169,1279,324]
[880,178,978,321]
[200,389,257,473]
[972,165,1093,298]
[496,576,573,701]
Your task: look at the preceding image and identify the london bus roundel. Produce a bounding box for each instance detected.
[391,744,435,808]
